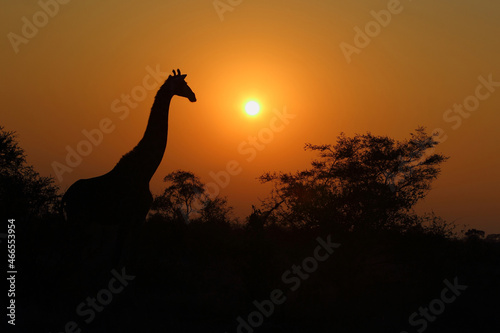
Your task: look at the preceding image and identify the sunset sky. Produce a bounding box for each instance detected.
[1,0,499,233]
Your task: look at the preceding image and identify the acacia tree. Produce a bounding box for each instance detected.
[0,127,60,223]
[197,196,234,225]
[151,170,205,222]
[151,170,233,224]
[259,127,450,233]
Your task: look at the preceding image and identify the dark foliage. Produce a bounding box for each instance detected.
[151,169,235,225]
[17,215,500,333]
[259,127,452,235]
[5,127,499,332]
[0,126,60,223]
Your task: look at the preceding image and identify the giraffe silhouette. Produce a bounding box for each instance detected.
[62,69,196,265]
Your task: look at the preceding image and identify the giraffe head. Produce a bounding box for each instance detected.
[159,69,197,102]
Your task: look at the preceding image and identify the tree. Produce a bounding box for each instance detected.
[151,170,234,224]
[0,126,60,222]
[197,196,234,225]
[465,228,485,240]
[152,170,205,222]
[259,127,449,233]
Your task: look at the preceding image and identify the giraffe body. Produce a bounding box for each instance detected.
[63,172,152,226]
[62,69,196,265]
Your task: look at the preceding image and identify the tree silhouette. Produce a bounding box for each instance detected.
[152,170,205,222]
[259,127,450,233]
[197,196,234,225]
[151,170,233,224]
[465,228,485,240]
[0,126,60,222]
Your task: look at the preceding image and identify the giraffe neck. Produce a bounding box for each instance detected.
[112,92,174,183]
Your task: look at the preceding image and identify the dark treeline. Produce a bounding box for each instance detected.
[2,126,499,332]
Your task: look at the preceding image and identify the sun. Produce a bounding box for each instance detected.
[245,100,260,116]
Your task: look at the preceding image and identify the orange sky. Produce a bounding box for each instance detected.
[1,0,499,233]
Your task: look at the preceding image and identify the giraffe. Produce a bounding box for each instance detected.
[62,69,196,265]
